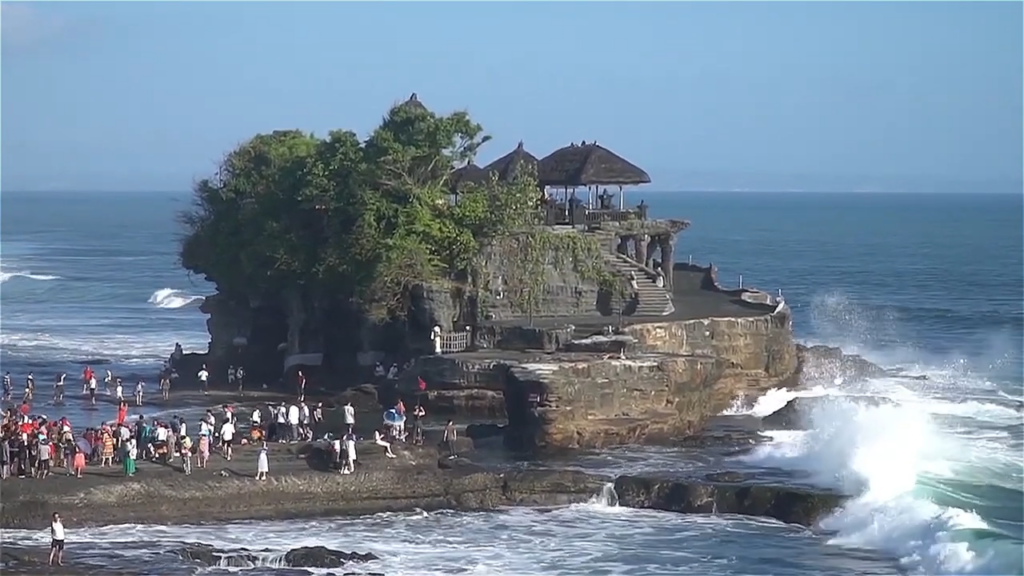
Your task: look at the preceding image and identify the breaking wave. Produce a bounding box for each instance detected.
[730,293,1023,575]
[148,288,205,309]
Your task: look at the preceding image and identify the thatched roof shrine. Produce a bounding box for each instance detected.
[449,163,489,192]
[397,92,428,113]
[538,141,651,187]
[481,141,539,182]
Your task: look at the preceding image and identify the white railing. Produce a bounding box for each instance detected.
[439,329,471,354]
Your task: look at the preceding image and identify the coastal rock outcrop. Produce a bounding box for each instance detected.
[761,395,896,431]
[614,474,845,527]
[794,344,886,384]
[177,544,380,569]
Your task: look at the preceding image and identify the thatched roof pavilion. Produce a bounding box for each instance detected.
[448,163,489,193]
[481,141,539,182]
[397,92,428,113]
[537,141,651,188]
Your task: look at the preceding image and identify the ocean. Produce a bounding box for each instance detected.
[1,190,1021,576]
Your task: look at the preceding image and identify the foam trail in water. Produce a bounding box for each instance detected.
[0,270,61,283]
[148,288,205,309]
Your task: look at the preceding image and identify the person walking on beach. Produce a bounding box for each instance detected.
[3,371,12,402]
[87,375,98,406]
[115,378,124,402]
[256,442,269,480]
[81,366,92,395]
[197,431,210,468]
[180,434,193,475]
[72,446,86,478]
[123,438,137,477]
[443,419,458,459]
[160,374,171,401]
[49,512,66,566]
[342,431,356,474]
[24,372,35,403]
[53,373,66,404]
[197,365,210,395]
[104,369,113,394]
[220,418,235,461]
[134,379,145,407]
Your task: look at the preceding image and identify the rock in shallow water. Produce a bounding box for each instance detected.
[177,544,379,569]
[614,475,845,527]
[761,395,896,430]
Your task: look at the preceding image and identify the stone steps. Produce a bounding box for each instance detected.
[600,252,674,316]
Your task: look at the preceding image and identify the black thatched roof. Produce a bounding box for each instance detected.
[538,141,651,187]
[397,92,428,113]
[449,163,489,193]
[481,141,538,182]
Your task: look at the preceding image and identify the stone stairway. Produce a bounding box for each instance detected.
[600,252,675,316]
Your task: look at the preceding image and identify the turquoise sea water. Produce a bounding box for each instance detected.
[1,190,1021,575]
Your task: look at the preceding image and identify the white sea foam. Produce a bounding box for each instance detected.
[0,270,61,283]
[0,331,207,366]
[727,293,1023,575]
[148,287,205,309]
[2,506,891,576]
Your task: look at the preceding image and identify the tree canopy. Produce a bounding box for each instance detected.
[180,97,541,320]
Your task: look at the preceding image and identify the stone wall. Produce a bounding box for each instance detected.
[474,236,603,321]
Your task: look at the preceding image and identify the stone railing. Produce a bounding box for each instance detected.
[541,204,648,226]
[439,329,472,354]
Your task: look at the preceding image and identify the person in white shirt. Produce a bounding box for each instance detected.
[251,407,262,429]
[227,366,236,389]
[387,364,399,380]
[343,401,356,434]
[197,365,210,395]
[179,420,187,438]
[115,379,124,402]
[286,404,300,443]
[274,405,287,442]
[49,512,66,566]
[134,380,145,406]
[88,376,98,405]
[343,432,357,474]
[104,369,113,394]
[299,402,311,441]
[373,363,385,378]
[220,419,236,460]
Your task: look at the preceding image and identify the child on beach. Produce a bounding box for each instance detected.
[72,446,86,478]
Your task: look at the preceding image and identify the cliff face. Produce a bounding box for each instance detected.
[401,303,796,452]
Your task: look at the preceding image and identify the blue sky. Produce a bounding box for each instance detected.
[2,1,1021,193]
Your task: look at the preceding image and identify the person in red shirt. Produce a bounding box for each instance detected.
[18,401,30,417]
[82,366,94,394]
[116,401,128,426]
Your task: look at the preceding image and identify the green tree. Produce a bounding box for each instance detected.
[179,95,541,322]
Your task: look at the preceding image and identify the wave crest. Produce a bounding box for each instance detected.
[148,288,204,309]
[0,270,61,283]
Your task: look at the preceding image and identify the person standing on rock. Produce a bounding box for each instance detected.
[256,442,269,480]
[235,365,245,395]
[220,418,236,461]
[296,370,306,402]
[49,512,66,566]
[197,365,210,395]
[342,430,356,474]
[123,438,137,477]
[227,365,236,392]
[443,419,458,459]
[343,401,355,434]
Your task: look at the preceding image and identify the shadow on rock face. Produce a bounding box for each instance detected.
[178,544,380,570]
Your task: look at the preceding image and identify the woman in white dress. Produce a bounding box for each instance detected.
[256,443,269,480]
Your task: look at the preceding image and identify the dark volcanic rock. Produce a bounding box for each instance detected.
[178,544,378,569]
[796,345,886,384]
[284,546,379,568]
[465,423,505,440]
[761,395,896,430]
[335,383,384,412]
[615,475,845,527]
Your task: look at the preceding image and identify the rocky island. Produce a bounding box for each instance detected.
[2,94,897,562]
[180,92,798,455]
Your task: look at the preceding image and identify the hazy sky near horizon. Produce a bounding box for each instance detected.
[2,2,1021,193]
